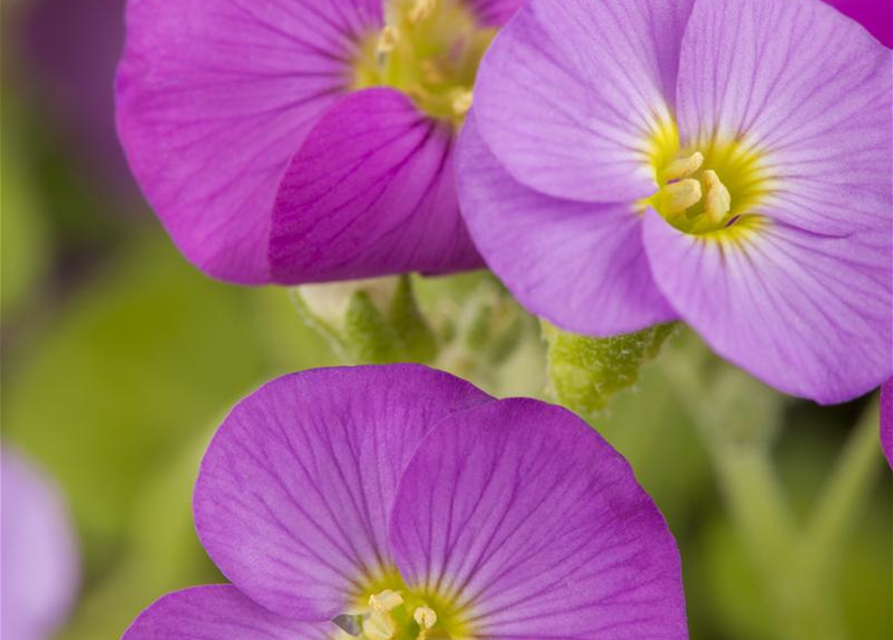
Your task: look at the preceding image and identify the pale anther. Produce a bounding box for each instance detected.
[702,169,731,223]
[408,0,437,23]
[376,25,400,55]
[658,178,702,215]
[414,605,438,640]
[450,89,474,116]
[662,151,704,182]
[363,590,404,640]
[369,590,404,613]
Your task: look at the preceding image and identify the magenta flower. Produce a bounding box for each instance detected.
[121,365,688,639]
[881,380,892,470]
[1,449,79,640]
[458,0,892,403]
[116,0,524,284]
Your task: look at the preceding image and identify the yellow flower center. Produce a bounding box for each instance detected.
[352,0,495,125]
[644,120,774,236]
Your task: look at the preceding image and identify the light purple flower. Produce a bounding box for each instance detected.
[116,0,524,284]
[881,379,892,470]
[121,365,688,639]
[458,0,892,404]
[1,449,80,640]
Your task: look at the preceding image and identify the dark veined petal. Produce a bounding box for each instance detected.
[120,586,336,640]
[389,398,688,639]
[194,365,491,621]
[116,0,381,283]
[270,88,482,283]
[676,0,892,236]
[643,212,892,404]
[474,0,696,203]
[457,114,676,335]
[462,0,526,27]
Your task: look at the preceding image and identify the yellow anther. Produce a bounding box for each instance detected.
[363,590,404,640]
[376,25,400,55]
[662,151,704,181]
[702,169,731,223]
[450,88,474,116]
[414,605,438,640]
[657,178,702,215]
[408,0,437,23]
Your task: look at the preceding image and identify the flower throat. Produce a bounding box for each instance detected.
[352,0,495,125]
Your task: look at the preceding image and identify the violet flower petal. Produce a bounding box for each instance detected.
[193,365,491,621]
[821,0,892,47]
[1,449,79,640]
[270,88,482,283]
[389,398,688,638]
[676,0,892,237]
[473,0,695,203]
[463,0,527,27]
[643,213,891,404]
[116,0,381,283]
[120,585,334,640]
[457,114,676,335]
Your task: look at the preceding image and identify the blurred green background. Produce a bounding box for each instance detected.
[1,1,890,639]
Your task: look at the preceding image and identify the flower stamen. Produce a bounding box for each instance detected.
[661,151,704,182]
[414,605,438,640]
[363,590,404,640]
[702,169,731,224]
[657,178,702,215]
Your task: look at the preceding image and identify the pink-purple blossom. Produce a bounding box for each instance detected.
[121,365,688,639]
[458,0,892,404]
[1,449,79,640]
[116,0,524,284]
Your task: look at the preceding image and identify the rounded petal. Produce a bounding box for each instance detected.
[643,213,893,404]
[820,0,892,48]
[1,449,79,640]
[194,365,492,620]
[457,114,676,335]
[120,586,335,640]
[270,89,482,283]
[676,0,892,236]
[474,0,695,202]
[881,380,893,470]
[116,0,381,283]
[389,398,688,639]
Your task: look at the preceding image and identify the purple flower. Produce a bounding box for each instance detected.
[116,0,524,284]
[458,0,892,404]
[121,365,688,639]
[881,379,892,470]
[1,449,79,640]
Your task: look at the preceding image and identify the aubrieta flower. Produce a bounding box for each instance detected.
[116,0,523,284]
[121,365,688,639]
[457,0,892,403]
[1,449,79,640]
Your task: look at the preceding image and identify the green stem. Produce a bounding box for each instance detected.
[802,401,882,572]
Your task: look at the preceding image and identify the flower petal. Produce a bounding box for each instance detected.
[389,398,688,639]
[462,0,526,27]
[120,586,335,640]
[194,365,491,620]
[270,88,483,283]
[474,0,695,202]
[822,0,892,48]
[1,449,79,640]
[676,0,892,236]
[457,114,676,335]
[881,380,893,470]
[643,212,892,404]
[116,0,381,283]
